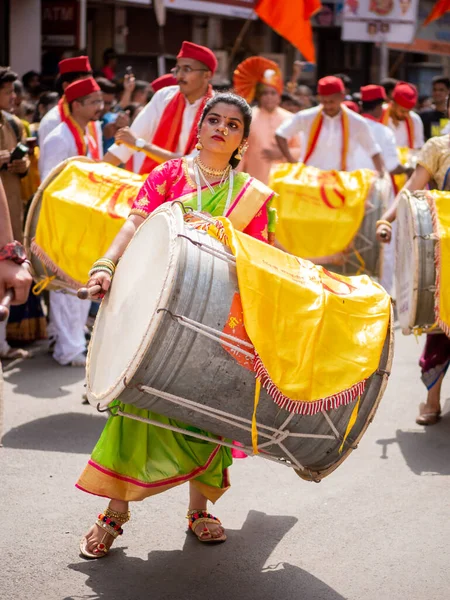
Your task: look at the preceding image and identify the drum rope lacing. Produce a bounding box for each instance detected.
[101,381,343,476]
[95,299,365,475]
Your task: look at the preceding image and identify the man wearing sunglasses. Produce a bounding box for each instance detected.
[103,41,217,174]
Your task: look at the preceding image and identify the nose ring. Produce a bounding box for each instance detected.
[220,127,229,136]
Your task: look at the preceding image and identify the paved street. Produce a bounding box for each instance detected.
[1,330,449,600]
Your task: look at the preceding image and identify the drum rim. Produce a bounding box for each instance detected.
[396,190,431,332]
[86,203,185,405]
[295,303,395,482]
[24,155,94,292]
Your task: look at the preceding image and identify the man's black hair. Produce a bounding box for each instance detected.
[95,77,117,95]
[0,66,18,88]
[432,76,450,89]
[22,70,39,88]
[361,98,384,112]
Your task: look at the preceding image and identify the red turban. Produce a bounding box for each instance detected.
[65,77,100,103]
[360,85,386,102]
[317,76,345,96]
[151,74,178,93]
[233,56,283,103]
[343,100,360,113]
[177,41,218,75]
[392,82,418,110]
[59,56,92,75]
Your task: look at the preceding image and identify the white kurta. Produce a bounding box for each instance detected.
[276,105,380,171]
[385,110,424,149]
[107,85,205,167]
[38,105,61,174]
[40,119,103,365]
[352,118,399,172]
[40,120,103,180]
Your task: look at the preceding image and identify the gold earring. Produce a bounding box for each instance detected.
[235,146,244,161]
[195,140,203,151]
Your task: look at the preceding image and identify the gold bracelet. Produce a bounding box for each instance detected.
[376,220,392,229]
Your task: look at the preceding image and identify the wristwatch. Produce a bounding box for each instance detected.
[0,240,28,264]
[135,138,146,149]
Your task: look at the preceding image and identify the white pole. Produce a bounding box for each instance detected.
[380,43,389,81]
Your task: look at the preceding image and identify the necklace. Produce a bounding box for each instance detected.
[195,155,230,178]
[193,160,234,215]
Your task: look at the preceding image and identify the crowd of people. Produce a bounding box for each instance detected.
[1,40,450,557]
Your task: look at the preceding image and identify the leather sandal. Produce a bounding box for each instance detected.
[80,508,130,559]
[187,509,227,544]
[416,403,441,426]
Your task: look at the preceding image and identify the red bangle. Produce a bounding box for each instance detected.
[0,240,28,264]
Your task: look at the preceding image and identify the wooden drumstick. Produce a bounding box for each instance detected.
[77,285,102,300]
[0,289,14,322]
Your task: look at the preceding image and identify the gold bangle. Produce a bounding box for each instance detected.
[376,220,392,229]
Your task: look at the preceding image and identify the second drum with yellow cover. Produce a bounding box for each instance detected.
[269,163,391,276]
[25,157,145,291]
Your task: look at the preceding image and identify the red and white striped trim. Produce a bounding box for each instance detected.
[427,193,450,338]
[254,354,366,416]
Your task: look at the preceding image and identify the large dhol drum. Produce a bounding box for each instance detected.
[24,157,143,292]
[87,204,393,482]
[395,190,436,334]
[328,175,391,277]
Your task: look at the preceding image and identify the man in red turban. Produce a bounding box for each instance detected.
[381,81,424,149]
[233,56,300,184]
[276,75,383,174]
[38,56,93,153]
[40,77,104,368]
[104,41,217,174]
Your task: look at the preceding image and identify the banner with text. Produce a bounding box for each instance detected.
[342,0,419,43]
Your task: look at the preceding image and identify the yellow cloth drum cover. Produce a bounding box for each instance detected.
[269,163,375,259]
[428,191,450,337]
[206,217,391,414]
[32,160,145,288]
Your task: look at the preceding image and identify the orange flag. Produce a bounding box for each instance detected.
[424,0,450,24]
[255,0,322,63]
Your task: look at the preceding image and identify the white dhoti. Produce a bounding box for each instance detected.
[50,291,90,365]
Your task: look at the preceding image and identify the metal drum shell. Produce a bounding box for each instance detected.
[87,204,393,482]
[395,191,436,334]
[326,175,390,277]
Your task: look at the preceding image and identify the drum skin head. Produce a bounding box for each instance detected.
[396,193,417,332]
[87,204,184,405]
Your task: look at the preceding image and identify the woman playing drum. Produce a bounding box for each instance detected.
[376,96,450,426]
[77,93,274,558]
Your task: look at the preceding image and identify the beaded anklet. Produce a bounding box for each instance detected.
[96,513,125,538]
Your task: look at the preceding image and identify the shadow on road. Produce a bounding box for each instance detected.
[65,511,345,600]
[2,412,105,453]
[376,413,450,476]
[2,347,85,398]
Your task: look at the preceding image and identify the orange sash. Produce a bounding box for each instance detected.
[138,85,214,175]
[303,107,349,170]
[381,105,414,148]
[58,98,101,159]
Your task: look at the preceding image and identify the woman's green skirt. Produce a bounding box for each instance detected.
[76,402,233,503]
